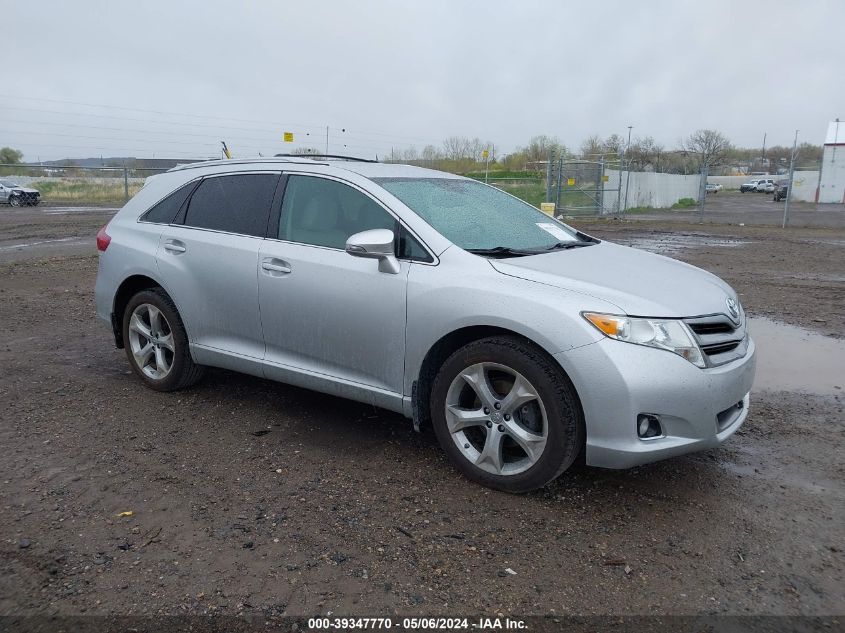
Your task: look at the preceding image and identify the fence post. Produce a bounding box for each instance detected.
[783,129,798,228]
[597,158,605,215]
[555,155,564,211]
[123,162,129,202]
[545,151,554,203]
[698,162,708,222]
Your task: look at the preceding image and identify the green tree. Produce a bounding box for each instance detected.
[0,147,23,164]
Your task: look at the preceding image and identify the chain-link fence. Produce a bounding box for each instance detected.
[0,161,204,206]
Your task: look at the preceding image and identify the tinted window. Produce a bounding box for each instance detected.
[183,174,278,237]
[398,225,433,262]
[141,180,198,224]
[279,175,395,249]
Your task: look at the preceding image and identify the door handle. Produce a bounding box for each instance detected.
[163,239,186,254]
[261,258,291,275]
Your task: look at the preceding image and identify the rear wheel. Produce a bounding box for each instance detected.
[430,336,583,493]
[122,288,204,391]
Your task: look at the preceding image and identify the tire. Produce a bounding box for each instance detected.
[121,288,204,392]
[430,336,584,493]
[9,195,21,207]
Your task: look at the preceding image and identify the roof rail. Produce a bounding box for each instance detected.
[168,156,326,172]
[273,153,377,163]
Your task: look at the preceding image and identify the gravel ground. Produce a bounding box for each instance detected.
[0,202,843,618]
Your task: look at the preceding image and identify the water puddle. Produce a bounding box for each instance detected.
[748,317,845,396]
[622,233,748,255]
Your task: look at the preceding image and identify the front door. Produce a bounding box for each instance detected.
[258,174,409,396]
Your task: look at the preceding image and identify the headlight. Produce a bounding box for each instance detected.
[582,312,705,368]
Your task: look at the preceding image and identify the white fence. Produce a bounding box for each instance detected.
[603,169,701,212]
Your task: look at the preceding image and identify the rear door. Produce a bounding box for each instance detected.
[155,172,280,359]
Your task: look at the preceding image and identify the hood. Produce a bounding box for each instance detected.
[11,186,38,193]
[489,241,737,318]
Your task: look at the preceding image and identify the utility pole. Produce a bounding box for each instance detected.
[325,126,329,155]
[761,132,767,172]
[123,161,129,202]
[622,125,633,213]
[783,129,799,229]
[699,159,708,223]
[545,150,555,203]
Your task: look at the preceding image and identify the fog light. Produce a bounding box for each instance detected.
[637,414,662,439]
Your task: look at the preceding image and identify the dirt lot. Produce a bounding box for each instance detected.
[1,199,843,618]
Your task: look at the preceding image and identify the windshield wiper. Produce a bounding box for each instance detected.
[465,246,537,258]
[537,241,595,252]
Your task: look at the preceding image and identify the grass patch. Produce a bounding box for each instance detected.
[491,181,547,207]
[464,170,542,180]
[672,197,697,209]
[27,179,143,204]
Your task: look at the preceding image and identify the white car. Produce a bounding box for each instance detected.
[755,179,775,193]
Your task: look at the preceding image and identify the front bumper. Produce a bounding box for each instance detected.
[555,336,756,469]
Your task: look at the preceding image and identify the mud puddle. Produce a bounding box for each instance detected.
[748,317,845,395]
[623,233,748,254]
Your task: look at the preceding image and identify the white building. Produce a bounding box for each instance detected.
[817,120,845,203]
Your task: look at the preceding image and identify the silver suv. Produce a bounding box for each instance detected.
[95,156,756,492]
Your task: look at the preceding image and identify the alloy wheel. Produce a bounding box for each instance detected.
[444,362,548,476]
[127,303,175,380]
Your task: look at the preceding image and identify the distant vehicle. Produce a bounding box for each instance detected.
[774,181,789,201]
[740,181,758,193]
[755,178,775,193]
[0,180,40,206]
[705,183,721,194]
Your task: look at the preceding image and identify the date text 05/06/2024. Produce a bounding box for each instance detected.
[307,617,527,630]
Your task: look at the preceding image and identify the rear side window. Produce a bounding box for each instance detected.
[183,174,278,237]
[140,180,198,224]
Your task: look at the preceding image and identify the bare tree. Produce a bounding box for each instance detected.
[627,136,664,171]
[442,136,471,160]
[421,145,440,164]
[602,134,625,155]
[683,129,732,167]
[580,135,603,158]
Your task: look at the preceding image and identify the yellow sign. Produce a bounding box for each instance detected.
[567,178,576,186]
[283,132,294,142]
[482,149,489,159]
[602,175,609,182]
[539,202,556,215]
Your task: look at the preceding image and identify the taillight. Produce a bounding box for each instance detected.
[96,224,111,252]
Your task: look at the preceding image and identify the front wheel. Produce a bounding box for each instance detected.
[430,336,584,493]
[122,288,204,391]
[9,195,21,207]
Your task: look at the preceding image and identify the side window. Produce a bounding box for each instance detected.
[279,175,395,249]
[183,174,278,237]
[398,225,433,262]
[140,180,198,224]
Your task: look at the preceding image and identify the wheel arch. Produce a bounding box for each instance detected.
[411,324,582,434]
[111,274,173,348]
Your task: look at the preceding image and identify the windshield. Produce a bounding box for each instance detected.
[374,177,582,252]
[0,180,20,188]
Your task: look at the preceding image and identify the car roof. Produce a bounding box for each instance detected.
[168,157,466,181]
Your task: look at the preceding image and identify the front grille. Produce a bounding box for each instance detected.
[685,313,747,367]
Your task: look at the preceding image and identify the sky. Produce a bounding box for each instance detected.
[3,0,843,161]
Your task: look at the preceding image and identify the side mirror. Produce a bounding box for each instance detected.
[345,228,400,274]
